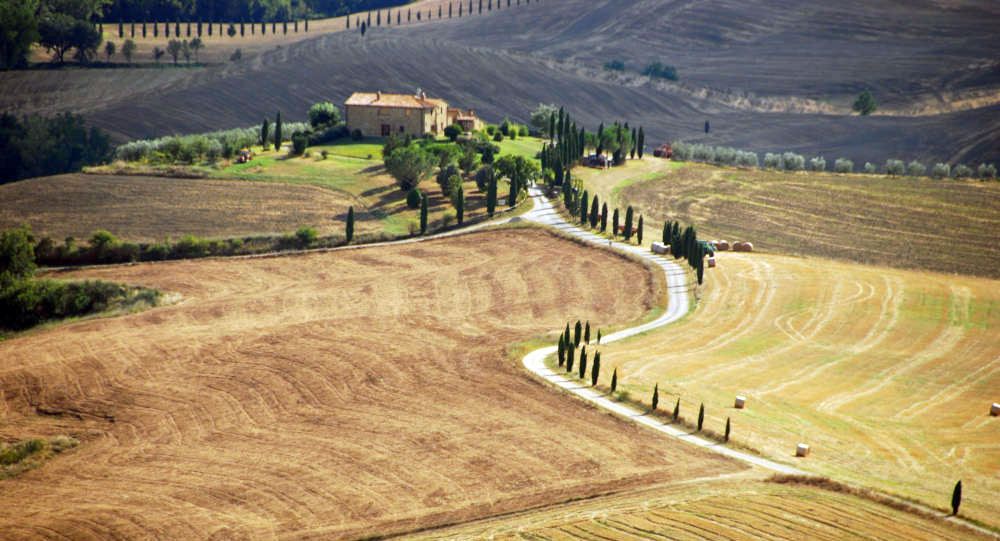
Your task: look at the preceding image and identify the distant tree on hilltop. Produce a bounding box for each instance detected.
[853,90,877,116]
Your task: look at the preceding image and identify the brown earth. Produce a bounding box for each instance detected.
[0,173,366,242]
[0,228,741,539]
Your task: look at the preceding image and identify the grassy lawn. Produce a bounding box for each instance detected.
[496,136,545,161]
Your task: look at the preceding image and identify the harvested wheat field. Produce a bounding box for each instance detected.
[0,173,372,242]
[0,228,741,539]
[418,476,990,540]
[590,252,1000,526]
[611,161,1000,277]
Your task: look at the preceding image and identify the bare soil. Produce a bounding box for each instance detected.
[0,229,740,539]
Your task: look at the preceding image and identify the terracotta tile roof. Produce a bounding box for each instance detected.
[345,92,446,110]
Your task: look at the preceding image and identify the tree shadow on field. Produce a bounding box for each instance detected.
[360,184,394,198]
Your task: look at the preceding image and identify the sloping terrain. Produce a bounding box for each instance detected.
[588,251,1000,526]
[0,229,741,539]
[602,161,1000,277]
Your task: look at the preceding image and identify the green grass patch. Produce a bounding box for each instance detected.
[0,436,78,479]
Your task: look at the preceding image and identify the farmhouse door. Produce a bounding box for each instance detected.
[381,124,391,136]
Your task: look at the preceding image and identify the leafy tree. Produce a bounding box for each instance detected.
[419,192,428,234]
[591,351,600,386]
[39,12,101,64]
[121,38,135,62]
[437,164,461,196]
[154,46,166,64]
[652,383,659,410]
[474,164,495,192]
[725,417,731,442]
[610,367,617,392]
[0,225,36,288]
[697,403,705,431]
[274,111,282,151]
[951,480,962,515]
[530,103,558,137]
[308,102,341,128]
[853,90,877,115]
[345,206,355,243]
[574,320,582,347]
[188,37,202,62]
[0,0,40,70]
[103,40,115,62]
[443,123,462,141]
[458,145,478,176]
[385,145,434,191]
[167,39,182,64]
[0,112,110,183]
[181,40,191,64]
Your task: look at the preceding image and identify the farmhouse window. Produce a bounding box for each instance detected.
[381,124,391,136]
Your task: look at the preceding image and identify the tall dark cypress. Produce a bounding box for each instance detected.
[574,320,582,347]
[952,480,962,516]
[623,207,634,241]
[638,127,645,158]
[579,190,589,224]
[274,112,282,151]
[420,193,429,234]
[610,367,617,392]
[584,321,590,344]
[612,208,620,237]
[697,403,705,431]
[346,206,355,243]
[652,383,659,410]
[637,215,644,245]
[591,352,600,386]
[486,177,497,217]
[566,342,575,372]
[673,398,680,421]
[725,417,731,442]
[589,195,599,228]
[600,203,608,232]
[456,185,465,225]
[578,347,587,379]
[557,335,565,366]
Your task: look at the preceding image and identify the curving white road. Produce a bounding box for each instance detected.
[520,186,807,476]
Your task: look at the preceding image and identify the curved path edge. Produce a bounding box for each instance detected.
[519,187,807,476]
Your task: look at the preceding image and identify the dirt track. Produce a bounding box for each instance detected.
[0,228,740,539]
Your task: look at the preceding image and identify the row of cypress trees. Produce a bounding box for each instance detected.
[116,20,308,40]
[354,0,542,34]
[662,220,710,285]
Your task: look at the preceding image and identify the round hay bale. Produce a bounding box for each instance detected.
[743,242,754,252]
[708,257,717,268]
[716,240,730,251]
[796,443,810,457]
[991,403,1000,416]
[734,395,746,409]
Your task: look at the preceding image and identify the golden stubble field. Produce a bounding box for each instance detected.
[0,228,741,539]
[588,251,1000,526]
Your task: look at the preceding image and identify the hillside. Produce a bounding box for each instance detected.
[2,0,997,165]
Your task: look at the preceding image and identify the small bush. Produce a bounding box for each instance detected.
[291,133,308,156]
[952,164,973,179]
[493,131,504,142]
[808,156,826,172]
[294,226,317,248]
[834,158,854,173]
[781,152,804,171]
[906,161,926,177]
[978,163,997,180]
[171,235,209,258]
[931,162,951,179]
[863,162,878,174]
[351,129,364,141]
[884,159,905,176]
[642,61,678,81]
[763,153,781,169]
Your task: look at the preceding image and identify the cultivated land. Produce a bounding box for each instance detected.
[418,477,991,540]
[3,1,997,163]
[578,158,1000,278]
[584,250,1000,527]
[0,229,742,538]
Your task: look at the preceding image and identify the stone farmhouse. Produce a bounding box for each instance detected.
[345,91,482,137]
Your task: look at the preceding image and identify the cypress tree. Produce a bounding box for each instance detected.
[672,398,680,421]
[420,193,428,234]
[697,256,704,285]
[566,342,574,372]
[118,20,123,38]
[548,112,555,143]
[623,207,634,241]
[596,122,604,156]
[662,221,669,245]
[508,176,518,208]
[591,352,600,386]
[557,335,565,366]
[951,481,962,516]
[346,206,355,243]
[697,403,705,431]
[705,120,710,134]
[305,19,309,31]
[142,22,146,38]
[637,215,644,245]
[574,320,582,347]
[584,321,590,344]
[612,208,620,237]
[260,118,270,147]
[589,195,599,228]
[456,185,465,225]
[631,127,637,159]
[610,367,617,392]
[579,190,589,224]
[600,202,608,232]
[652,383,659,410]
[724,417,731,442]
[597,329,602,344]
[638,127,645,158]
[274,111,282,151]
[579,347,587,379]
[153,18,158,37]
[486,177,497,217]
[565,323,571,345]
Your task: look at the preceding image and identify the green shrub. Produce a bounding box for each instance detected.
[834,158,854,173]
[931,163,951,179]
[295,226,317,248]
[291,133,308,156]
[0,226,36,288]
[444,124,463,141]
[171,235,209,258]
[604,59,625,71]
[308,102,342,128]
[0,279,129,330]
[642,61,678,81]
[884,159,905,176]
[906,161,926,177]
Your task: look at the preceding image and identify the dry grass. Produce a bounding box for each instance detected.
[0,229,741,539]
[592,159,1000,278]
[415,476,989,540]
[587,250,1000,527]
